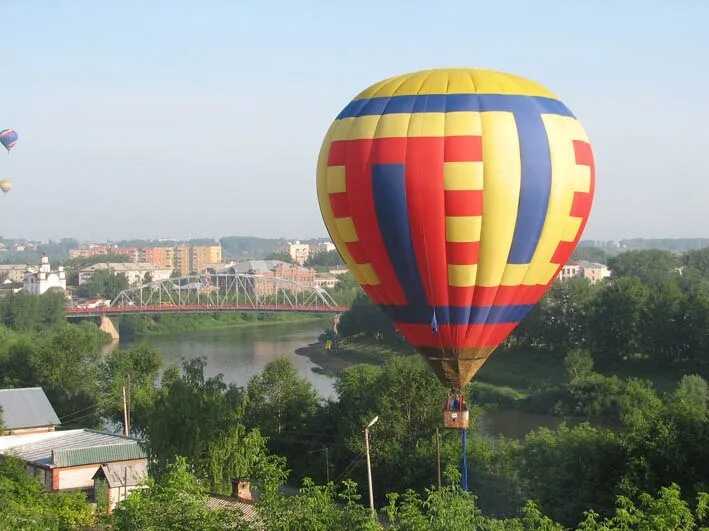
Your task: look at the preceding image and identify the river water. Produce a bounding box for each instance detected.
[120,321,564,439]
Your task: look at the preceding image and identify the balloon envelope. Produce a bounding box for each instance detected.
[0,179,12,193]
[0,129,18,152]
[317,68,595,389]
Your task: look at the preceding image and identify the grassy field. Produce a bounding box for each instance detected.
[333,337,702,396]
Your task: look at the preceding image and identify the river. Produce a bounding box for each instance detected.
[120,320,337,398]
[120,320,565,439]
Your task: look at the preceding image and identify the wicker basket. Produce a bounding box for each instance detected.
[443,409,469,430]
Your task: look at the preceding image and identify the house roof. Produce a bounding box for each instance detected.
[206,495,261,528]
[0,387,60,430]
[0,429,146,468]
[93,461,148,488]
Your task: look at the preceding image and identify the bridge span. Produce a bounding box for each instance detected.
[66,271,348,339]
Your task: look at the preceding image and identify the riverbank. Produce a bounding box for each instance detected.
[295,336,418,376]
[120,312,329,338]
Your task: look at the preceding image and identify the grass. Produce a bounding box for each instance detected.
[475,348,567,393]
[316,336,704,398]
[334,336,415,365]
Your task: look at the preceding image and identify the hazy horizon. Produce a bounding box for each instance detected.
[1,1,707,242]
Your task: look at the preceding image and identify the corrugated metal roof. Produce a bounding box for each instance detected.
[0,387,60,430]
[0,429,145,467]
[94,461,148,487]
[206,495,262,529]
[53,442,146,467]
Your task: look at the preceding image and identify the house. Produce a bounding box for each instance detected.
[0,429,147,494]
[78,262,172,287]
[556,261,611,284]
[0,387,61,435]
[578,261,611,283]
[93,461,148,512]
[558,262,581,281]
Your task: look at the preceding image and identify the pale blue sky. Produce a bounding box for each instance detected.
[0,1,707,241]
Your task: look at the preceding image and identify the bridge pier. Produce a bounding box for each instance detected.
[99,315,120,341]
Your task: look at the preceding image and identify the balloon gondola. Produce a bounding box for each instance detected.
[317,68,595,488]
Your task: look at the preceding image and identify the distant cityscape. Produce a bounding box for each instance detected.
[1,235,708,303]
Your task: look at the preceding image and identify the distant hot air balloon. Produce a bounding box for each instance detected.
[317,68,595,390]
[0,129,18,152]
[0,179,12,194]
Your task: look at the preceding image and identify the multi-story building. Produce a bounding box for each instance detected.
[191,245,222,274]
[78,262,172,287]
[69,245,109,259]
[141,246,175,270]
[0,264,29,283]
[24,256,66,295]
[174,246,191,275]
[282,241,310,265]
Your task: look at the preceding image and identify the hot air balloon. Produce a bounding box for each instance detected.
[0,179,11,194]
[0,129,18,152]
[317,68,595,486]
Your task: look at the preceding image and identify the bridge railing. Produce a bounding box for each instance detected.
[111,272,339,311]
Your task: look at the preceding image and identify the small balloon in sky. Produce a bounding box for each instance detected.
[0,179,12,194]
[0,129,19,152]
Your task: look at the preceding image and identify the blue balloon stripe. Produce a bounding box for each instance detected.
[507,104,552,264]
[336,94,574,119]
[380,304,534,325]
[371,163,430,311]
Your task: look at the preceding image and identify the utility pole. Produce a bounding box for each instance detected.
[126,375,131,436]
[122,385,129,437]
[325,447,330,483]
[436,427,442,488]
[364,416,379,519]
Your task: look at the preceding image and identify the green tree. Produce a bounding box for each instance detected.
[332,356,449,494]
[245,358,321,457]
[588,277,649,363]
[0,455,94,530]
[114,456,251,531]
[258,478,378,531]
[337,292,399,343]
[146,358,278,493]
[305,249,345,267]
[518,424,626,525]
[0,323,105,426]
[620,377,709,501]
[638,280,685,365]
[99,344,162,435]
[564,348,594,383]
[0,290,66,330]
[607,249,679,284]
[571,246,608,264]
[80,268,130,299]
[264,251,294,263]
[682,247,709,278]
